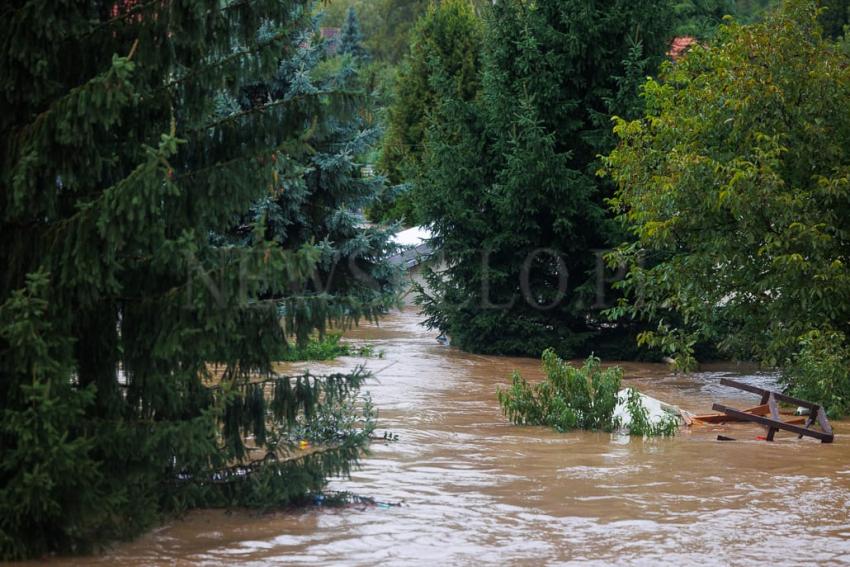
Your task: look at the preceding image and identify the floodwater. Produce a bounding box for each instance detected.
[51,308,850,566]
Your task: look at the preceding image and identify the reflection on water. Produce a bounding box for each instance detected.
[47,309,850,566]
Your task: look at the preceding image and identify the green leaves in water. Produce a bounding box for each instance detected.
[623,388,679,438]
[498,349,677,437]
[279,333,384,362]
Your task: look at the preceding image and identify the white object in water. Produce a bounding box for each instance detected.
[612,388,690,432]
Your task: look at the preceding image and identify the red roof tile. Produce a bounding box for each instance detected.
[669,36,697,61]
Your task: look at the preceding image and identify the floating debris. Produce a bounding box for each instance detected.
[692,378,834,443]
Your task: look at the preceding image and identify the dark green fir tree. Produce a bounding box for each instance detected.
[377,0,483,224]
[417,0,673,357]
[0,1,397,560]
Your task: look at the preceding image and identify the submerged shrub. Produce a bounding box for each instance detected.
[498,349,678,436]
[498,350,621,432]
[279,334,384,362]
[280,334,351,362]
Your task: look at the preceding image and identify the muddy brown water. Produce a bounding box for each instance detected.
[47,308,850,566]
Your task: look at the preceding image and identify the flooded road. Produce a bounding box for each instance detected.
[54,309,850,566]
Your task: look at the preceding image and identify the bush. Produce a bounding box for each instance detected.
[498,350,620,432]
[280,334,351,362]
[279,334,382,362]
[498,350,678,436]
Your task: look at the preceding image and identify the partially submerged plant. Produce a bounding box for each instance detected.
[623,388,679,437]
[783,329,850,419]
[279,334,385,362]
[279,333,352,362]
[498,349,678,437]
[498,350,622,432]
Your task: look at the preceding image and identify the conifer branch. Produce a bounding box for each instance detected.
[85,0,163,36]
[156,29,296,95]
[171,138,301,183]
[202,365,370,391]
[83,0,269,40]
[186,90,327,135]
[177,439,367,485]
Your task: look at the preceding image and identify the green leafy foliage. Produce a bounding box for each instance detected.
[623,388,679,437]
[674,0,737,37]
[673,0,781,38]
[280,333,352,361]
[783,330,850,418]
[818,0,850,37]
[278,333,382,361]
[604,0,850,414]
[498,351,623,432]
[498,351,677,436]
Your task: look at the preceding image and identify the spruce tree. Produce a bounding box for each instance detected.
[339,6,369,60]
[319,0,430,62]
[0,1,395,559]
[377,0,483,223]
[418,0,673,357]
[232,20,400,328]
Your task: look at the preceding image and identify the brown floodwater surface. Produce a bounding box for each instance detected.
[49,309,850,566]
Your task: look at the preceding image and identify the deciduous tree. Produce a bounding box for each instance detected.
[605,0,850,413]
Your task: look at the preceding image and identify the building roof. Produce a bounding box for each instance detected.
[669,36,698,61]
[389,226,433,269]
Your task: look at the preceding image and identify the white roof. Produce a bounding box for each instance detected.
[391,226,431,247]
